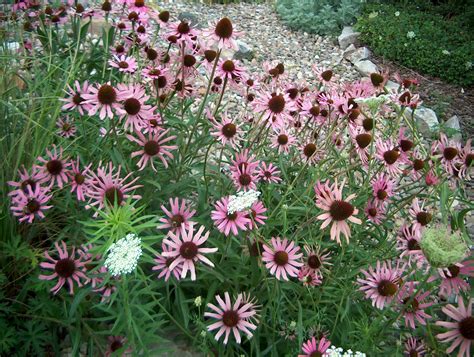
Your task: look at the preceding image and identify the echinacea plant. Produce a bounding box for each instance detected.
[1,1,473,356]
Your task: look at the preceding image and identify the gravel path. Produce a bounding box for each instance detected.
[156,0,361,83]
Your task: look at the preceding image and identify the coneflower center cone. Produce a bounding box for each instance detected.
[443,147,458,161]
[144,141,160,156]
[383,150,400,165]
[459,317,474,339]
[416,212,432,226]
[356,133,372,149]
[274,251,289,266]
[303,143,317,158]
[268,95,285,114]
[171,214,184,228]
[377,280,398,296]
[222,310,239,327]
[222,123,237,138]
[124,98,141,115]
[179,242,198,259]
[214,17,233,39]
[26,199,40,214]
[55,258,76,278]
[329,200,354,221]
[307,255,321,269]
[47,159,63,175]
[98,84,116,104]
[105,187,124,205]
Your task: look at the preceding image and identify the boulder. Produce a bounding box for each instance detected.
[342,44,357,58]
[338,26,360,50]
[444,115,462,142]
[353,59,378,76]
[346,47,371,64]
[233,40,254,61]
[406,107,439,137]
[385,80,400,93]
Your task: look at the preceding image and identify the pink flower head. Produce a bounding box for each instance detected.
[56,116,76,138]
[262,237,303,281]
[298,336,331,357]
[230,149,260,174]
[216,58,247,86]
[82,82,123,120]
[203,17,242,50]
[161,224,218,281]
[231,165,258,191]
[404,337,426,357]
[117,83,155,132]
[85,162,142,212]
[436,297,473,357]
[433,133,462,176]
[257,162,281,184]
[301,142,321,164]
[105,336,132,356]
[376,138,403,176]
[458,139,473,179]
[36,145,71,188]
[158,197,196,237]
[298,266,322,287]
[211,196,250,236]
[152,243,183,281]
[314,179,361,245]
[8,165,46,197]
[109,54,138,73]
[357,260,405,309]
[10,185,53,223]
[39,241,89,294]
[303,245,331,277]
[408,198,432,232]
[396,282,433,329]
[396,224,425,264]
[435,259,474,296]
[211,114,243,149]
[68,156,91,201]
[245,200,267,230]
[270,130,296,154]
[349,125,372,165]
[61,80,90,115]
[166,20,199,47]
[205,292,259,345]
[127,129,177,172]
[253,91,297,130]
[365,199,386,224]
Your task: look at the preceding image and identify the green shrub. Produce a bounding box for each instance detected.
[355,3,474,87]
[276,0,365,36]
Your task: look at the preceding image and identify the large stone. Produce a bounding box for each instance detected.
[342,44,357,58]
[406,107,439,137]
[233,40,254,61]
[338,26,360,50]
[346,47,371,64]
[444,115,462,142]
[353,59,378,76]
[385,80,400,93]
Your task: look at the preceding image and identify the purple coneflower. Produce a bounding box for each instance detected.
[10,185,52,223]
[158,197,196,237]
[211,196,250,236]
[36,145,71,188]
[298,336,331,357]
[262,237,303,281]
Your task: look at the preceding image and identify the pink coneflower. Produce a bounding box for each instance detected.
[349,125,371,164]
[357,260,405,309]
[105,336,132,356]
[204,17,241,50]
[298,266,322,287]
[397,282,433,329]
[61,80,90,115]
[376,139,403,176]
[10,185,52,223]
[396,224,425,263]
[435,260,474,296]
[398,127,415,159]
[68,156,91,201]
[109,54,137,73]
[142,64,168,80]
[211,196,250,236]
[409,198,432,231]
[211,114,243,148]
[436,297,473,357]
[93,269,118,303]
[253,91,297,130]
[161,224,218,281]
[313,64,335,84]
[56,116,76,138]
[82,82,122,120]
[314,179,361,245]
[303,246,331,277]
[230,149,260,173]
[152,243,182,281]
[205,292,259,345]
[158,197,196,237]
[245,200,267,230]
[298,336,331,357]
[433,133,462,175]
[300,142,321,164]
[404,337,426,356]
[8,165,46,197]
[458,139,473,179]
[425,168,440,186]
[166,20,199,47]
[216,58,247,85]
[371,173,396,204]
[117,83,155,132]
[85,162,142,211]
[270,130,296,154]
[262,237,303,281]
[36,145,71,188]
[126,129,177,172]
[365,199,386,224]
[257,162,282,184]
[231,166,258,192]
[409,150,426,180]
[300,98,324,124]
[39,241,88,294]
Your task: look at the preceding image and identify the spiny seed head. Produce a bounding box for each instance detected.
[222,60,235,72]
[356,133,372,149]
[303,143,317,158]
[183,54,196,67]
[177,21,190,34]
[368,208,377,217]
[146,48,157,61]
[137,25,146,33]
[76,4,85,13]
[105,187,124,205]
[349,108,360,121]
[399,91,411,104]
[167,35,177,43]
[75,173,85,185]
[128,11,138,21]
[363,118,374,131]
[47,159,63,175]
[214,17,233,39]
[222,123,237,138]
[144,140,160,156]
[97,84,116,105]
[268,68,279,77]
[214,76,223,85]
[134,0,145,7]
[171,214,184,228]
[287,88,298,100]
[274,251,289,266]
[268,95,285,114]
[400,139,414,152]
[443,147,458,161]
[26,199,40,214]
[276,63,285,75]
[459,317,474,340]
[413,159,425,171]
[124,98,141,115]
[55,258,76,278]
[329,200,354,221]
[158,11,170,23]
[239,174,251,186]
[157,76,167,88]
[307,255,321,269]
[309,105,320,117]
[416,212,432,226]
[383,150,400,165]
[118,22,126,30]
[179,241,198,259]
[204,49,217,62]
[377,190,388,200]
[222,310,239,327]
[277,134,288,145]
[377,280,398,296]
[118,61,129,69]
[370,73,384,86]
[321,69,333,81]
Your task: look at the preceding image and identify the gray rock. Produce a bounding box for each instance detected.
[233,40,255,61]
[347,47,371,64]
[444,115,462,142]
[385,80,400,93]
[406,107,439,137]
[178,12,200,27]
[343,44,357,58]
[353,59,378,76]
[338,26,360,50]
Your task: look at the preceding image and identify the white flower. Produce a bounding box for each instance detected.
[194,296,202,307]
[395,11,400,16]
[227,190,261,214]
[407,31,416,39]
[324,345,366,357]
[368,11,378,19]
[104,233,142,276]
[442,50,450,55]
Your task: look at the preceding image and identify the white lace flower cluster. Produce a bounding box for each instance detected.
[104,233,142,276]
[227,190,261,214]
[324,346,366,357]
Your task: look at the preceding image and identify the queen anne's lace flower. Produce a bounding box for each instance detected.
[104,234,142,276]
[227,190,261,214]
